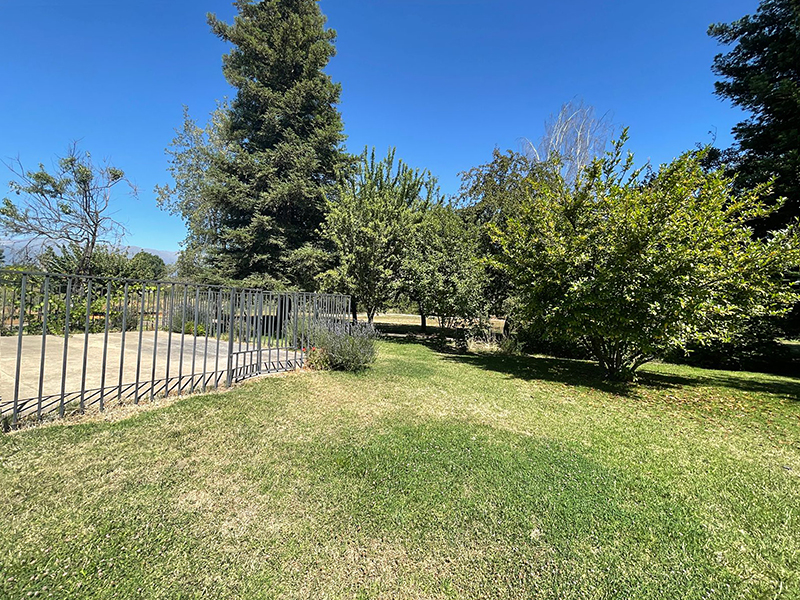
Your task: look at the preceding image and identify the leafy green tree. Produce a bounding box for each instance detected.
[491,133,800,380]
[322,148,435,323]
[709,0,800,234]
[38,243,129,278]
[159,0,345,286]
[127,251,167,280]
[459,149,535,316]
[156,105,229,281]
[1,144,134,276]
[402,204,486,330]
[460,101,614,316]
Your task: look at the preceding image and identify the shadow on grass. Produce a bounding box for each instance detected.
[389,335,800,400]
[375,322,462,339]
[640,369,800,400]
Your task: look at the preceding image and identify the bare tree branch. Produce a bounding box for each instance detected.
[521,99,615,184]
[1,143,136,274]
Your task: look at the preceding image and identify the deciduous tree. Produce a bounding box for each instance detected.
[492,132,800,380]
[322,148,435,323]
[402,204,485,330]
[1,144,134,276]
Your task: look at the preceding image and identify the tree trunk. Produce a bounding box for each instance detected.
[351,299,358,323]
[419,302,427,333]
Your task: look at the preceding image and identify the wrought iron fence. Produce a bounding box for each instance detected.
[0,269,350,427]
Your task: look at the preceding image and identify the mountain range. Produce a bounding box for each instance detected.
[0,238,179,265]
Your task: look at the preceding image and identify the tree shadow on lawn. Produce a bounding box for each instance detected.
[431,345,800,401]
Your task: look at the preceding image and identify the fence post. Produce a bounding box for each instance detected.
[99,282,112,411]
[59,278,73,418]
[226,288,236,387]
[12,274,27,425]
[293,291,299,367]
[37,276,50,421]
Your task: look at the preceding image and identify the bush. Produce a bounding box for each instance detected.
[664,315,797,375]
[165,301,214,335]
[307,321,378,372]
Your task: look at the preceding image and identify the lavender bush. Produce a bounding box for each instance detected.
[307,321,378,372]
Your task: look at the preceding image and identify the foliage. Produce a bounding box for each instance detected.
[37,244,167,281]
[1,143,135,275]
[307,320,378,371]
[321,147,436,322]
[708,0,800,234]
[1,282,142,337]
[128,251,167,280]
[155,105,229,283]
[165,297,214,335]
[459,149,537,315]
[159,0,345,285]
[666,315,794,374]
[283,243,333,293]
[401,204,486,329]
[460,101,614,316]
[38,243,123,277]
[491,132,800,380]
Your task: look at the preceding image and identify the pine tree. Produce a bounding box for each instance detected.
[709,0,800,234]
[166,0,345,286]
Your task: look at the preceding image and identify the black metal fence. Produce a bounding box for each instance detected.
[0,270,350,426]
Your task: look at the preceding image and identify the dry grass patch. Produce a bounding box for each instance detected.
[1,340,799,599]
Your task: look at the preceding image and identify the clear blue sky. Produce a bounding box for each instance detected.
[0,0,754,252]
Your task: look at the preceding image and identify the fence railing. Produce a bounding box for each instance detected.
[0,269,350,427]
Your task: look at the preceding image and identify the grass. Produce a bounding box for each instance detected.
[1,340,799,599]
[358,312,507,335]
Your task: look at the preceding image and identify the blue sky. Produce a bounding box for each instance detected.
[0,0,755,252]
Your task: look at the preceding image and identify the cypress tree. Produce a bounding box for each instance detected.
[206,0,345,284]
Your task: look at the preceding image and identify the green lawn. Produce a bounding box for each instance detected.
[1,341,799,599]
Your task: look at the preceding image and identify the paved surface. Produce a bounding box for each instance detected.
[0,331,301,417]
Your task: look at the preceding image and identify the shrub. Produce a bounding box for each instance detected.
[490,134,800,380]
[307,321,378,372]
[165,301,214,335]
[664,315,796,375]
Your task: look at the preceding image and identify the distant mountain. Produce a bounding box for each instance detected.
[0,239,179,265]
[120,246,179,265]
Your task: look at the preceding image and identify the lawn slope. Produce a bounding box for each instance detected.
[1,341,799,599]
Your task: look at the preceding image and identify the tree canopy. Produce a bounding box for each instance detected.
[491,133,800,379]
[1,144,134,276]
[321,147,436,323]
[709,0,800,233]
[402,204,486,330]
[158,0,345,286]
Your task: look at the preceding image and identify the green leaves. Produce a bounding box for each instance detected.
[160,0,345,285]
[1,144,133,275]
[322,147,437,322]
[709,0,800,234]
[493,135,800,380]
[402,204,486,328]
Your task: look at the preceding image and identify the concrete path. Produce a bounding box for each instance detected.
[0,331,300,418]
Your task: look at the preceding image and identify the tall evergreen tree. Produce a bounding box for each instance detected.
[160,0,345,286]
[709,0,800,234]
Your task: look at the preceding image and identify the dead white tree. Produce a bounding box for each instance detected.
[522,99,615,183]
[1,143,136,275]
